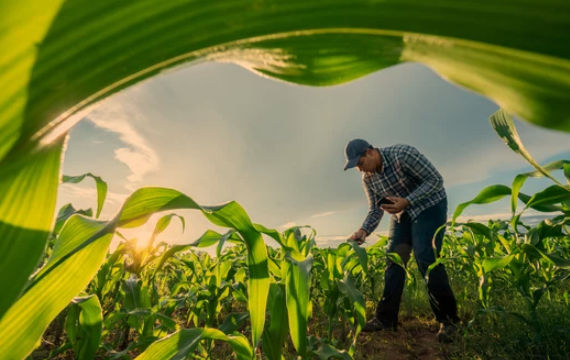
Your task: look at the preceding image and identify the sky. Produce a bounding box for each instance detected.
[57,61,570,252]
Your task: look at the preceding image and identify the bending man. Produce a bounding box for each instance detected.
[343,139,459,343]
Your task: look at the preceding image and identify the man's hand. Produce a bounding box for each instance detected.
[350,228,368,245]
[380,197,410,214]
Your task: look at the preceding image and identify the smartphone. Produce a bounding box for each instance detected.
[378,197,395,205]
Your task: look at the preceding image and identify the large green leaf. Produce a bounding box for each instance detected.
[0,140,63,320]
[0,215,112,360]
[2,0,570,168]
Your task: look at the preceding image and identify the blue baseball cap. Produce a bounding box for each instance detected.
[343,138,372,171]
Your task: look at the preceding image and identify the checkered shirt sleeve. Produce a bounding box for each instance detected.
[361,178,384,234]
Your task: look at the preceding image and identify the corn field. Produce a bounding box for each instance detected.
[1,1,570,360]
[1,110,565,360]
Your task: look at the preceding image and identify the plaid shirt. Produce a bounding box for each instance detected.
[360,144,446,234]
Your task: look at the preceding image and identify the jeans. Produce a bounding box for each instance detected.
[376,198,459,328]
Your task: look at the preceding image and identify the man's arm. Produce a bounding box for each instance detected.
[400,146,444,207]
[361,177,384,235]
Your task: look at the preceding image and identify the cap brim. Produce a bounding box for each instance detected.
[343,156,360,171]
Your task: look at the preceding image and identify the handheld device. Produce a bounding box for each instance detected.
[378,197,395,205]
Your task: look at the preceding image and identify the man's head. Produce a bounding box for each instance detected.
[343,138,378,172]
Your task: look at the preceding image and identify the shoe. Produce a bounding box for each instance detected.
[437,322,458,343]
[361,318,393,333]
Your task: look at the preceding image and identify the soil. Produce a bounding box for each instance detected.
[355,317,454,360]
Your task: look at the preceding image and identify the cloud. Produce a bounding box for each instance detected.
[311,211,336,218]
[453,209,556,225]
[279,221,296,229]
[86,100,159,189]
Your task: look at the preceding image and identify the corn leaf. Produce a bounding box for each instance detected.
[347,239,369,277]
[262,283,289,360]
[451,185,512,227]
[425,258,458,282]
[522,244,570,268]
[462,222,497,246]
[71,295,103,360]
[148,213,185,249]
[511,160,570,215]
[523,185,570,211]
[2,0,570,170]
[310,341,353,360]
[337,273,366,355]
[482,255,515,273]
[123,275,147,311]
[0,215,112,360]
[63,173,108,218]
[54,204,93,235]
[490,109,570,210]
[285,245,313,358]
[518,192,564,213]
[219,312,249,335]
[135,328,253,360]
[0,141,63,320]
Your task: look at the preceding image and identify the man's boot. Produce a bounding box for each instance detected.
[361,318,396,333]
[436,322,458,343]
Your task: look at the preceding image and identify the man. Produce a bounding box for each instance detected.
[343,138,460,343]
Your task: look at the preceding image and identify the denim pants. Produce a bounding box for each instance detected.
[376,198,459,327]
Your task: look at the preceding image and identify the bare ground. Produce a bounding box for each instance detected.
[354,317,456,360]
